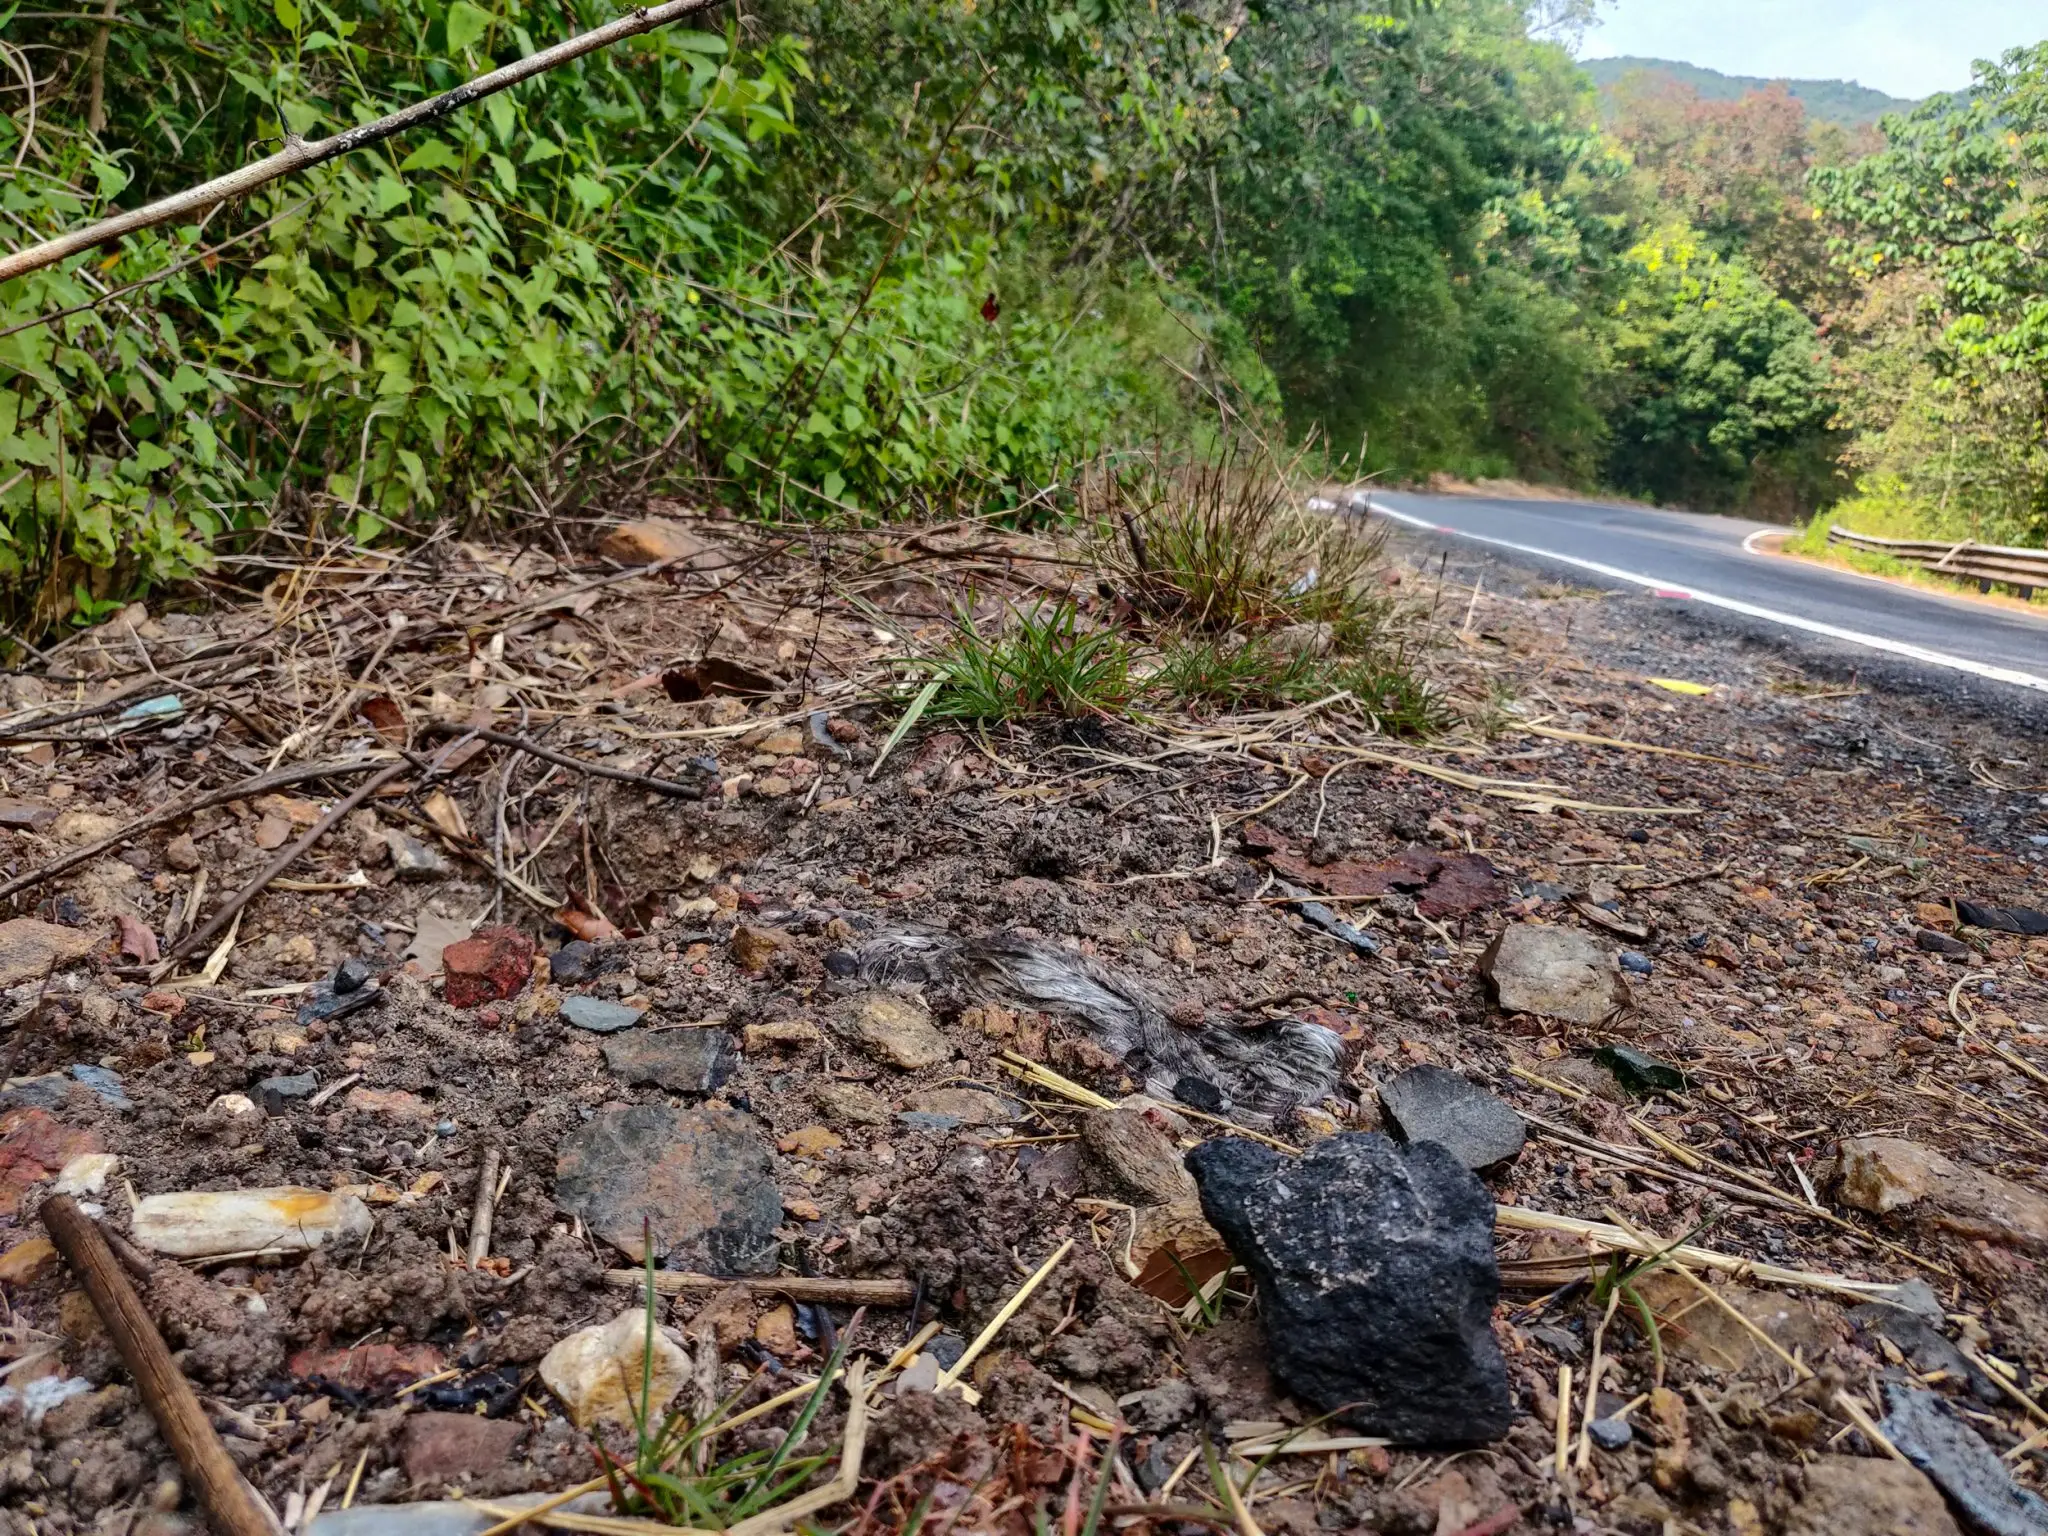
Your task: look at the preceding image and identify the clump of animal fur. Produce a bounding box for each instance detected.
[849,930,1340,1120]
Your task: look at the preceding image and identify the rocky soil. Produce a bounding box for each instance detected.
[1,512,2046,1536]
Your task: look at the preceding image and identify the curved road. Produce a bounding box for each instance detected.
[1366,490,2048,697]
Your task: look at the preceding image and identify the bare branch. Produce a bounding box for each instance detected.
[0,0,726,285]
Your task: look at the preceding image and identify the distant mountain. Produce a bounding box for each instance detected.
[1579,56,1920,126]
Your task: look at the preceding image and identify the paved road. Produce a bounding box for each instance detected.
[1366,490,2048,697]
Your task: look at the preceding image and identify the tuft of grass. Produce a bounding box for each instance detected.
[597,1247,849,1528]
[1086,443,1394,642]
[1149,634,1445,736]
[923,602,1134,722]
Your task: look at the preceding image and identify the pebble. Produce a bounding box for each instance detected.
[1619,950,1654,975]
[0,918,102,989]
[389,833,450,881]
[549,941,601,983]
[559,996,644,1034]
[400,1413,524,1487]
[836,991,949,1071]
[1587,1417,1633,1450]
[599,1028,735,1093]
[1377,1066,1525,1171]
[539,1308,692,1429]
[442,926,536,1009]
[729,925,789,973]
[813,1080,891,1126]
[1479,924,1626,1025]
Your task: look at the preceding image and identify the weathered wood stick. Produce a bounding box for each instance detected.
[40,1195,275,1536]
[602,1270,917,1306]
[0,0,727,284]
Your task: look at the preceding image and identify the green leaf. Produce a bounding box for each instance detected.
[372,175,409,213]
[272,0,300,32]
[398,139,461,173]
[486,93,516,146]
[445,0,490,54]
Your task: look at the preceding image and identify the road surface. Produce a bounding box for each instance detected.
[1366,490,2048,698]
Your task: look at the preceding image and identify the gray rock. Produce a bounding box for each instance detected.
[600,1029,735,1093]
[896,1111,961,1133]
[1883,1382,2048,1536]
[390,833,450,880]
[813,1080,891,1127]
[1119,1379,1197,1432]
[1479,924,1626,1024]
[255,1072,318,1113]
[1586,1417,1632,1451]
[1185,1132,1511,1444]
[1839,1136,2048,1252]
[1850,1299,2001,1405]
[2,1064,132,1112]
[550,941,601,983]
[1378,1066,1525,1170]
[555,1104,779,1272]
[560,996,643,1035]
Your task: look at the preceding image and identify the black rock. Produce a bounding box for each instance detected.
[297,974,381,1025]
[1587,1417,1633,1451]
[1619,950,1654,976]
[1186,1132,1512,1444]
[1378,1066,1525,1171]
[0,1064,132,1113]
[924,1332,967,1370]
[550,941,600,983]
[1914,929,1970,958]
[1172,1075,1227,1114]
[1883,1381,2048,1536]
[255,1072,318,1113]
[599,1028,736,1093]
[332,957,374,995]
[822,950,859,978]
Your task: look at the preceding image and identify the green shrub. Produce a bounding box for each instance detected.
[924,602,1134,722]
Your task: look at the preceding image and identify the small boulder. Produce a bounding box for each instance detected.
[1186,1132,1511,1443]
[554,1104,779,1271]
[813,1080,891,1126]
[1478,924,1626,1025]
[539,1308,692,1429]
[836,992,949,1070]
[442,926,536,1009]
[904,1087,1019,1126]
[1838,1136,2048,1252]
[743,1020,822,1055]
[163,835,202,872]
[1378,1066,1525,1171]
[388,833,450,881]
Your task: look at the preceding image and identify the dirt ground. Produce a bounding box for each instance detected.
[2,511,2046,1536]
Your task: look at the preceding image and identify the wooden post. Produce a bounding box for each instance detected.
[40,1196,275,1536]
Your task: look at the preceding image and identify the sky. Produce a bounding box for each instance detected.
[1579,0,2045,99]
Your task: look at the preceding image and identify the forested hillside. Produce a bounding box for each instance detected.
[1580,57,1917,126]
[0,0,2044,631]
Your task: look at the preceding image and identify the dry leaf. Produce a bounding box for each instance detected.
[115,913,160,964]
[422,790,469,841]
[358,695,407,746]
[252,814,292,851]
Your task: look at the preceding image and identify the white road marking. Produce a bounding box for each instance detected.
[1367,500,2048,694]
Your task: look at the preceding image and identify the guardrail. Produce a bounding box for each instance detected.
[1826,526,2048,598]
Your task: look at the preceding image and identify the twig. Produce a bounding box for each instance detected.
[0,0,733,283]
[466,1148,503,1268]
[0,755,398,906]
[1833,1391,1909,1463]
[41,1196,274,1536]
[423,722,707,797]
[157,762,409,971]
[600,1271,916,1306]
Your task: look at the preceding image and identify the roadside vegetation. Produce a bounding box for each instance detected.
[1,0,2045,641]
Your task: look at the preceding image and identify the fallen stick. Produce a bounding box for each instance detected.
[157,761,409,970]
[0,755,398,906]
[0,0,730,284]
[466,1148,503,1268]
[40,1195,275,1536]
[601,1270,916,1306]
[425,722,709,798]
